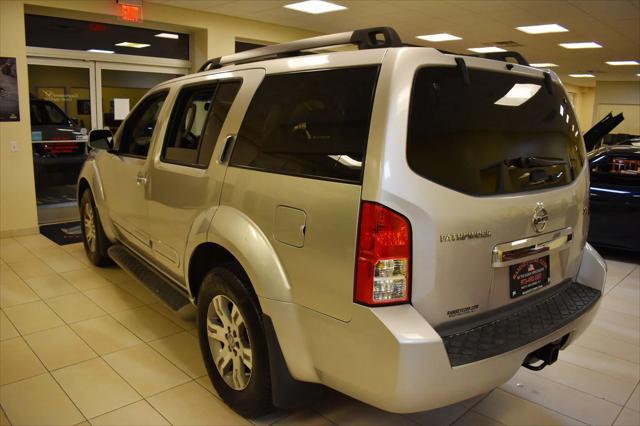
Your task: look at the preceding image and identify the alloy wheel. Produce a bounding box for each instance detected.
[206,295,253,390]
[83,203,97,253]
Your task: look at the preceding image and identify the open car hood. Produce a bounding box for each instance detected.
[584,112,624,151]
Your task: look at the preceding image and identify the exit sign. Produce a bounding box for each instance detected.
[118,2,143,23]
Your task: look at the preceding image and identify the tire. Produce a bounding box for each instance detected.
[197,267,274,418]
[79,189,112,266]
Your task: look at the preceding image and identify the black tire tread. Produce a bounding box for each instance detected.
[197,267,274,418]
[79,189,112,266]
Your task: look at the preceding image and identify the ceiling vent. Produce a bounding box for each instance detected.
[486,40,523,48]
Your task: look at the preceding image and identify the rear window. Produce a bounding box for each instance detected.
[407,67,585,196]
[590,151,640,186]
[229,67,379,183]
[31,101,70,126]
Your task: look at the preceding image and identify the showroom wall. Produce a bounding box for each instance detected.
[564,83,596,132]
[0,0,318,236]
[0,1,39,235]
[593,81,640,135]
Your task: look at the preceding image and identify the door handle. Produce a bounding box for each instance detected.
[136,174,148,186]
[219,134,235,164]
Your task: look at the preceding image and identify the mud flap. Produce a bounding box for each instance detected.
[262,315,324,410]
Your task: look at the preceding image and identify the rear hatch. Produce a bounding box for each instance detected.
[402,64,589,327]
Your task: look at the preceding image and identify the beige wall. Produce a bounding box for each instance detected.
[593,81,640,135]
[564,83,596,132]
[24,0,320,73]
[0,0,318,234]
[563,80,640,135]
[0,0,39,235]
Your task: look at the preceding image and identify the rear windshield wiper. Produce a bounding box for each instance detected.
[504,156,567,168]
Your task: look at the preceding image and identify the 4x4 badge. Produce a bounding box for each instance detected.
[532,203,549,233]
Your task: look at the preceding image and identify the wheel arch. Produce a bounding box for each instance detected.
[188,242,253,302]
[188,206,320,396]
[76,159,117,241]
[77,177,91,202]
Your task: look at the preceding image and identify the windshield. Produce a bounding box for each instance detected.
[30,101,71,126]
[407,66,585,196]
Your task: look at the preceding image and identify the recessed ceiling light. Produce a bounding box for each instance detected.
[155,33,179,40]
[284,0,346,14]
[516,24,568,34]
[606,60,639,66]
[529,63,558,68]
[416,33,462,42]
[115,42,150,48]
[559,42,602,49]
[87,49,114,54]
[468,46,507,53]
[568,74,595,78]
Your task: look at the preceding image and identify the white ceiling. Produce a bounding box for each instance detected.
[150,0,640,85]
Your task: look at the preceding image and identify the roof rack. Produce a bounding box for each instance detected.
[197,27,532,72]
[470,51,530,66]
[198,27,402,72]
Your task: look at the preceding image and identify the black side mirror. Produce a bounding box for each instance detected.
[89,129,114,151]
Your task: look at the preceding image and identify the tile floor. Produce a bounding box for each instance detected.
[0,234,638,426]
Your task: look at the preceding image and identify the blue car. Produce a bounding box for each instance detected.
[585,113,640,253]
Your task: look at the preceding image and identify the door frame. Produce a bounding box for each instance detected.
[27,47,191,129]
[26,57,99,130]
[95,61,187,129]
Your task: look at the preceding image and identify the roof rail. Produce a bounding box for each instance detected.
[471,51,530,66]
[198,26,402,72]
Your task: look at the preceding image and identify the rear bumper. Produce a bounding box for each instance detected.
[438,281,600,367]
[263,244,605,413]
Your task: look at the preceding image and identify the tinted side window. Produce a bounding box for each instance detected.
[198,81,241,166]
[163,85,217,165]
[163,81,241,167]
[119,92,167,157]
[229,67,378,183]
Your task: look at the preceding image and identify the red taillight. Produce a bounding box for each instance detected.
[43,143,79,155]
[354,201,411,306]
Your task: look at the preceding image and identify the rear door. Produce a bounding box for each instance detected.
[376,60,590,327]
[146,70,260,283]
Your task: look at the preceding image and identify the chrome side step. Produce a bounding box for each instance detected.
[107,244,190,311]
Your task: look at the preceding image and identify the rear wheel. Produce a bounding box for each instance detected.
[197,267,273,418]
[79,189,111,266]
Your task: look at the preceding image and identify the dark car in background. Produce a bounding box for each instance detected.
[585,113,640,253]
[30,98,88,188]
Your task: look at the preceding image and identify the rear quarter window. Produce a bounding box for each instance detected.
[407,66,585,196]
[229,66,379,183]
[590,151,640,185]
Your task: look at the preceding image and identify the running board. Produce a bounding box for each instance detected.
[107,244,190,311]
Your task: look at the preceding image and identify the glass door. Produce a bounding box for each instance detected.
[27,58,96,225]
[96,62,184,132]
[27,57,187,225]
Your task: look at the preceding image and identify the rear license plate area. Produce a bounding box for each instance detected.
[509,256,550,299]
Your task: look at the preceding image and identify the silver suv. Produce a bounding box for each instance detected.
[79,27,606,417]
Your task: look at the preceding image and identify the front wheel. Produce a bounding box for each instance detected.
[197,267,274,418]
[79,189,112,266]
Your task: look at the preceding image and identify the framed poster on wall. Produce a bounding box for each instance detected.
[0,57,20,121]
